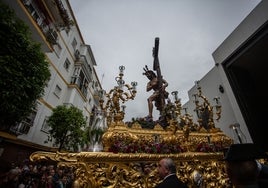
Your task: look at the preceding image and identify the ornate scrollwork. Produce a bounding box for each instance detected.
[30,119,232,187]
[30,151,229,188]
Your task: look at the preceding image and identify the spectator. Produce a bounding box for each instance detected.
[1,167,20,188]
[156,158,188,188]
[223,143,268,188]
[46,175,56,188]
[0,161,75,188]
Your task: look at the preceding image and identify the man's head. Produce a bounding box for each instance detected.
[158,158,177,179]
[223,143,268,186]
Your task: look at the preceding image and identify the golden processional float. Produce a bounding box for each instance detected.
[30,38,233,188]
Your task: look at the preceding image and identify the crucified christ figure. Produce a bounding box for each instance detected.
[143,65,168,120]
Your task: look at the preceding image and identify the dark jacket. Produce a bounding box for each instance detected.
[258,164,268,188]
[155,174,188,188]
[259,164,268,179]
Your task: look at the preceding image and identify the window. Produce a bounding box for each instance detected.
[10,110,37,135]
[23,0,48,33]
[72,38,77,51]
[53,85,62,98]
[77,71,89,96]
[54,43,62,56]
[92,81,95,89]
[41,117,50,133]
[64,58,71,71]
[66,28,70,35]
[46,29,58,45]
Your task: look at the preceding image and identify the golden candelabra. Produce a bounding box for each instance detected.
[192,81,222,131]
[171,91,182,120]
[160,91,180,124]
[162,91,195,138]
[99,66,137,125]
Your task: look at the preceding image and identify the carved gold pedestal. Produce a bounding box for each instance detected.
[30,122,233,187]
[30,151,229,188]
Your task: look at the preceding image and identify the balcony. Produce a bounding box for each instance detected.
[45,29,58,45]
[44,0,74,30]
[10,120,32,135]
[20,0,73,49]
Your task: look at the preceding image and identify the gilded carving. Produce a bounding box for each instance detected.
[30,151,229,187]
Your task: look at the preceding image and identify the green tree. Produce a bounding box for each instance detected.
[0,1,51,129]
[46,105,87,152]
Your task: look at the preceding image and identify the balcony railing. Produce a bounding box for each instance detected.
[10,120,32,135]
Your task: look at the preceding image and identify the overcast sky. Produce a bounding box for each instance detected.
[69,0,260,121]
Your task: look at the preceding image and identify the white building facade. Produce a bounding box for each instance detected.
[183,0,268,151]
[3,0,103,149]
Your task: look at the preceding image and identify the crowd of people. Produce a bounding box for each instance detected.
[0,160,74,188]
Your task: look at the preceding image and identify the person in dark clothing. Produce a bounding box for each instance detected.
[155,158,188,188]
[223,143,268,188]
[257,161,268,179]
[256,160,268,188]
